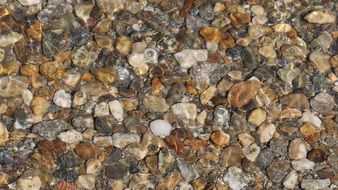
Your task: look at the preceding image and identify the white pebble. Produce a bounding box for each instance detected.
[174,49,208,70]
[53,89,72,108]
[109,100,124,122]
[150,119,172,137]
[94,102,110,117]
[283,170,299,189]
[291,158,315,171]
[299,112,321,128]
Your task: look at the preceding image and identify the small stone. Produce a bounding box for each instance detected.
[213,106,230,125]
[106,164,127,179]
[0,172,8,187]
[171,103,197,121]
[223,166,251,190]
[94,102,110,117]
[86,158,102,174]
[280,93,309,109]
[200,27,222,42]
[75,174,96,190]
[257,123,276,143]
[316,167,335,179]
[301,179,330,190]
[277,63,300,85]
[0,76,28,97]
[156,171,182,190]
[228,80,260,107]
[0,61,20,76]
[63,72,81,87]
[200,86,216,104]
[304,10,336,24]
[283,170,299,189]
[267,160,290,183]
[31,96,49,116]
[0,122,9,146]
[32,120,71,140]
[220,145,243,168]
[237,132,255,148]
[115,36,132,55]
[150,119,172,137]
[0,31,23,47]
[259,46,277,59]
[112,132,140,149]
[55,181,76,190]
[58,129,83,145]
[93,136,113,147]
[71,45,99,67]
[213,2,225,13]
[177,159,200,182]
[91,67,117,84]
[75,142,97,160]
[248,108,266,126]
[174,49,208,70]
[307,147,327,163]
[300,123,317,137]
[143,95,170,113]
[299,112,321,128]
[310,92,335,114]
[16,176,42,190]
[20,65,39,77]
[17,0,40,5]
[309,52,331,73]
[279,108,302,119]
[21,89,32,105]
[93,18,111,33]
[281,44,308,62]
[291,158,315,171]
[73,91,88,107]
[108,100,124,122]
[273,23,292,33]
[330,55,338,68]
[40,61,64,80]
[243,143,260,162]
[210,130,230,146]
[289,138,307,160]
[53,89,72,108]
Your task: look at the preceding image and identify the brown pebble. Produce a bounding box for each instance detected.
[40,61,65,80]
[75,143,97,160]
[307,147,327,163]
[210,130,230,146]
[227,80,260,107]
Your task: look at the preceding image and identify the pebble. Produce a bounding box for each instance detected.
[0,31,23,47]
[106,164,127,179]
[31,96,49,116]
[289,138,307,160]
[53,89,72,108]
[0,122,9,146]
[91,67,117,84]
[213,106,230,125]
[237,132,255,148]
[40,61,64,80]
[150,119,172,137]
[259,46,277,59]
[307,147,327,163]
[200,86,216,104]
[301,179,331,190]
[220,146,243,168]
[223,166,251,190]
[75,174,96,190]
[228,80,260,107]
[177,159,200,182]
[112,132,140,149]
[309,52,331,73]
[299,112,322,128]
[16,176,42,190]
[257,123,276,143]
[248,108,266,126]
[283,170,299,189]
[304,10,336,24]
[143,95,170,113]
[291,158,315,171]
[267,160,290,183]
[210,130,230,146]
[115,36,132,55]
[280,93,309,109]
[243,143,261,162]
[277,63,300,85]
[75,142,97,160]
[300,123,317,137]
[108,100,124,122]
[94,102,110,117]
[174,49,208,70]
[0,76,28,98]
[273,23,292,33]
[310,92,335,114]
[86,158,102,174]
[171,103,197,121]
[157,171,182,190]
[17,0,40,5]
[57,129,83,145]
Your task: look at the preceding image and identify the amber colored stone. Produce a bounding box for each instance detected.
[90,67,117,84]
[92,18,112,33]
[307,147,327,163]
[230,13,250,26]
[27,21,42,41]
[184,138,208,149]
[200,27,222,42]
[165,134,185,157]
[115,36,132,55]
[227,80,260,107]
[40,61,65,80]
[0,61,20,76]
[151,77,162,95]
[0,15,13,32]
[210,130,230,146]
[0,7,11,17]
[38,139,67,158]
[81,72,93,81]
[94,35,113,49]
[300,123,317,137]
[219,33,235,51]
[55,181,77,190]
[13,41,27,62]
[75,142,97,160]
[179,0,194,17]
[191,178,206,190]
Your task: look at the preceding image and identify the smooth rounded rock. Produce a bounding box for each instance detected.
[150,119,172,137]
[53,89,72,108]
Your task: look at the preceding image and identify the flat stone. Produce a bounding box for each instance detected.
[200,86,216,104]
[0,31,23,47]
[86,158,102,174]
[277,63,300,85]
[213,105,230,125]
[291,158,315,171]
[94,102,110,117]
[310,92,335,114]
[259,45,277,59]
[53,89,72,108]
[223,166,252,190]
[31,96,50,116]
[143,95,170,113]
[228,80,260,107]
[280,93,309,109]
[243,143,260,162]
[18,0,40,5]
[106,164,127,179]
[237,132,254,148]
[112,132,140,149]
[210,130,230,146]
[16,176,42,190]
[304,10,336,24]
[58,129,83,145]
